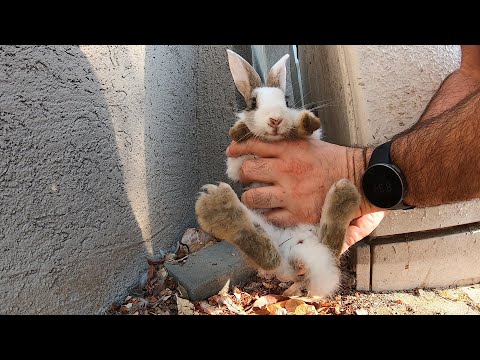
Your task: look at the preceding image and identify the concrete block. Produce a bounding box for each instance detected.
[353,242,371,291]
[372,199,480,237]
[370,223,480,291]
[165,241,256,302]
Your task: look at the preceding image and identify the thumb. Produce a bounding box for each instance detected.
[341,211,386,254]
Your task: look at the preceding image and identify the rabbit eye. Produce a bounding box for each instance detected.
[251,97,257,110]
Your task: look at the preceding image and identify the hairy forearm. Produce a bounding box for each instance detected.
[419,69,480,122]
[392,89,480,206]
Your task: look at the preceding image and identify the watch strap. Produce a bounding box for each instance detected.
[369,141,392,167]
[367,141,415,210]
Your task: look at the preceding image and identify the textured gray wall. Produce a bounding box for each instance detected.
[0,45,251,314]
[0,46,146,314]
[354,45,461,145]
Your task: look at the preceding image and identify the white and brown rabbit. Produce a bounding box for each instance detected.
[195,49,361,298]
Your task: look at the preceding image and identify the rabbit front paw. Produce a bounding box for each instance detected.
[195,182,248,241]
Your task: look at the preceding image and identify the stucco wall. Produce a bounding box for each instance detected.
[0,45,250,314]
[351,45,461,146]
[0,45,147,314]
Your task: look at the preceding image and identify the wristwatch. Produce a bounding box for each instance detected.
[361,141,414,210]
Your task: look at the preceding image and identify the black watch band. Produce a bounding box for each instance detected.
[362,141,414,210]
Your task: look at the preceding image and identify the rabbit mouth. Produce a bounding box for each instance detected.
[266,128,286,136]
[263,133,284,141]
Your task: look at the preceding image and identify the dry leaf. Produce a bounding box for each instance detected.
[147,264,155,281]
[176,295,194,315]
[218,279,231,296]
[285,299,306,313]
[262,281,275,289]
[177,284,188,298]
[252,308,270,315]
[252,294,289,309]
[293,304,310,315]
[293,304,317,315]
[218,295,246,315]
[266,300,288,315]
[119,306,130,314]
[160,294,172,302]
[198,301,223,315]
[147,296,157,303]
[316,306,329,314]
[244,282,262,291]
[289,296,325,304]
[233,287,242,300]
[334,304,341,315]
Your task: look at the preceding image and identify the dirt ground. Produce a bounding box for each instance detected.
[107,228,479,315]
[109,257,480,315]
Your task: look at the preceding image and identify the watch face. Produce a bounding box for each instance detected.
[362,164,405,209]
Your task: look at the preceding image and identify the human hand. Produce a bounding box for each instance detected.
[226,138,384,252]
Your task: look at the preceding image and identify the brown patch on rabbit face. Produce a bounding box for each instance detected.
[229,121,253,142]
[285,110,321,139]
[297,110,321,136]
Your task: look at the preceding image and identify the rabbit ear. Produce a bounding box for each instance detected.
[227,49,262,100]
[266,54,289,92]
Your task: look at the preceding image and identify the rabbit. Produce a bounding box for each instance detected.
[195,49,361,298]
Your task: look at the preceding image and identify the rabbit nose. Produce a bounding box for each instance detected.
[268,118,282,127]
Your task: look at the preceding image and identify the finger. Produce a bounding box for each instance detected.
[341,211,386,254]
[263,209,297,228]
[241,186,287,209]
[226,139,283,158]
[239,158,282,184]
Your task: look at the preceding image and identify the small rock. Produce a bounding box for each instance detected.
[355,309,368,315]
[179,228,219,255]
[165,253,177,262]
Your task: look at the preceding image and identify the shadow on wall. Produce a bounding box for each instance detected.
[143,46,201,255]
[0,46,146,314]
[143,45,250,253]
